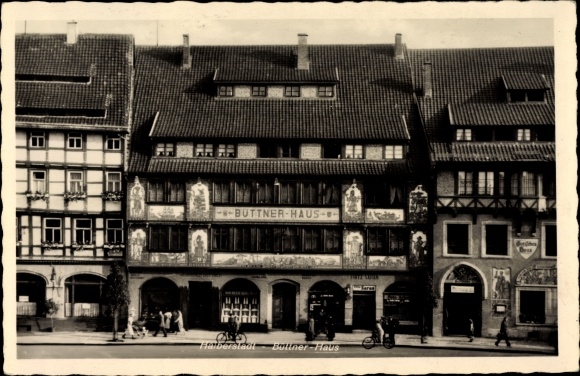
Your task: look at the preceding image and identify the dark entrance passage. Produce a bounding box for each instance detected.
[17,273,46,317]
[444,283,483,336]
[188,281,212,329]
[272,283,297,330]
[352,291,376,329]
[140,278,180,317]
[308,280,345,330]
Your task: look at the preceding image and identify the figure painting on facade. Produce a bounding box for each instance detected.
[130,177,144,218]
[409,231,427,268]
[130,230,146,261]
[190,229,209,264]
[343,183,362,221]
[190,182,210,219]
[344,231,365,267]
[492,268,511,300]
[408,185,428,223]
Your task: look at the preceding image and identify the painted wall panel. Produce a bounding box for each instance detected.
[365,145,383,160]
[212,253,342,269]
[176,142,193,158]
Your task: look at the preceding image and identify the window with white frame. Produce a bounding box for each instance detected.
[68,171,84,192]
[444,223,470,255]
[106,219,123,244]
[456,129,472,141]
[67,132,83,149]
[483,223,510,256]
[219,86,234,97]
[478,171,494,195]
[217,144,235,158]
[30,131,46,148]
[345,145,363,159]
[44,218,62,243]
[517,129,531,141]
[457,171,473,195]
[318,86,334,97]
[31,171,46,192]
[155,143,174,156]
[106,136,121,150]
[195,143,214,157]
[542,224,557,258]
[74,219,92,245]
[384,145,403,159]
[106,172,122,191]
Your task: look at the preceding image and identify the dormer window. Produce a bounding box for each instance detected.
[345,145,363,159]
[502,73,549,103]
[284,86,300,97]
[517,129,531,141]
[219,86,234,97]
[384,145,404,159]
[156,143,175,156]
[196,144,214,157]
[455,129,472,141]
[218,144,236,158]
[318,86,334,97]
[251,86,267,97]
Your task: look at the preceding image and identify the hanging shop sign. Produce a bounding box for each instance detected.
[450,285,475,293]
[514,239,539,259]
[213,206,340,222]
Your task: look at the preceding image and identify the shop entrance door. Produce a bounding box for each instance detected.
[352,292,376,329]
[188,281,212,329]
[272,283,296,330]
[443,283,482,336]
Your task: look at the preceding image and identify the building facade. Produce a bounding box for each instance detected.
[126,34,431,332]
[410,47,557,339]
[15,24,134,329]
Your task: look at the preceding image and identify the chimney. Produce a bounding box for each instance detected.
[66,21,77,44]
[182,34,192,69]
[296,33,310,70]
[394,33,404,60]
[423,61,433,99]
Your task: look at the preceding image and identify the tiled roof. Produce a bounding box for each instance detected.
[15,34,134,128]
[501,72,550,90]
[409,47,554,144]
[432,142,555,162]
[449,103,554,126]
[214,66,339,83]
[130,43,427,174]
[147,158,410,176]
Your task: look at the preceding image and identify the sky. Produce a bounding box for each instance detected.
[8,3,556,48]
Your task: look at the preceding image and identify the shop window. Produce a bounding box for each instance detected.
[384,145,404,159]
[212,227,230,251]
[213,181,231,203]
[67,132,83,149]
[68,171,84,192]
[44,218,62,243]
[234,227,252,252]
[106,136,121,150]
[31,171,46,192]
[30,131,46,148]
[257,182,274,204]
[517,129,531,141]
[518,290,546,324]
[252,86,266,97]
[384,282,417,323]
[150,225,188,251]
[445,223,470,255]
[217,144,235,158]
[219,86,234,97]
[303,228,321,252]
[483,223,510,257]
[235,181,253,203]
[318,86,334,97]
[147,181,185,203]
[457,171,473,195]
[106,172,122,191]
[478,171,494,195]
[74,219,93,245]
[345,145,363,159]
[456,129,472,141]
[64,274,105,317]
[284,86,300,97]
[155,143,175,156]
[542,224,557,257]
[221,279,260,324]
[106,219,123,244]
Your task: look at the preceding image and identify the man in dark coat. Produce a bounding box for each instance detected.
[153,310,168,337]
[495,317,511,347]
[387,316,397,346]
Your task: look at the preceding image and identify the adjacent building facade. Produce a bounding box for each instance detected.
[15,24,134,328]
[125,34,431,332]
[410,47,556,339]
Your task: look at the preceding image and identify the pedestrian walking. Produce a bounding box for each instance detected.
[326,315,335,341]
[123,313,136,339]
[376,318,385,343]
[164,311,173,333]
[495,316,511,347]
[153,310,168,337]
[306,315,316,341]
[174,309,185,334]
[387,316,397,346]
[467,318,474,342]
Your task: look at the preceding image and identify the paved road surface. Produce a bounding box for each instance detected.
[18,344,542,359]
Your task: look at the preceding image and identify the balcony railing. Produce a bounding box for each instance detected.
[436,196,556,212]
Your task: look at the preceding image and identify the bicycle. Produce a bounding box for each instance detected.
[362,330,394,349]
[216,330,247,344]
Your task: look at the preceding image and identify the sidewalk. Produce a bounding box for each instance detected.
[17,329,556,355]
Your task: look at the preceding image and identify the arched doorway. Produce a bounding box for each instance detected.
[384,281,418,333]
[64,274,106,317]
[221,278,260,324]
[272,282,297,330]
[140,277,180,317]
[308,280,345,329]
[443,265,483,336]
[17,273,46,317]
